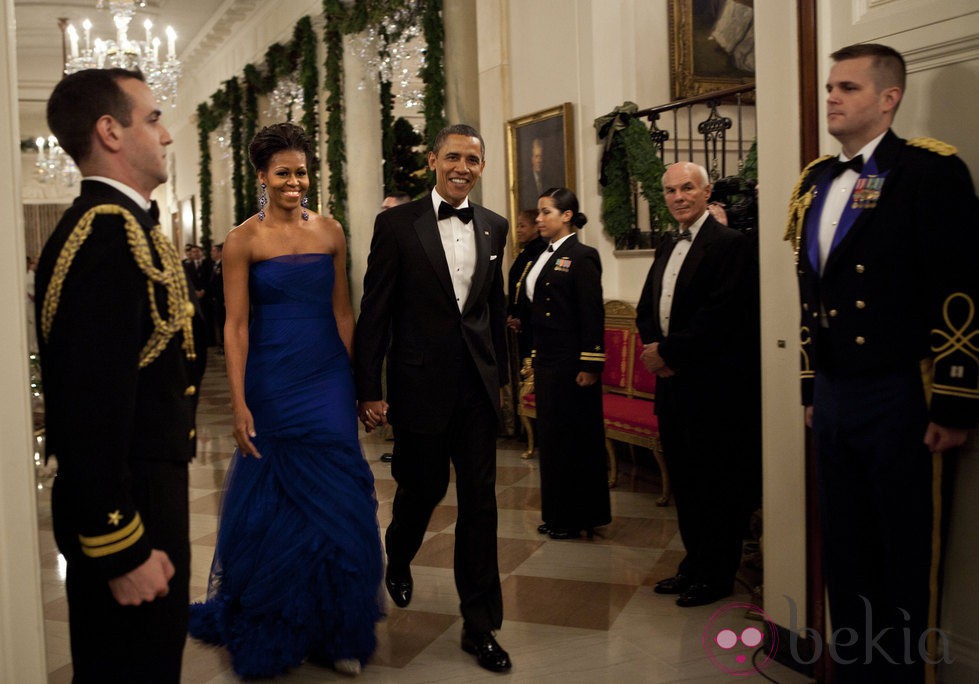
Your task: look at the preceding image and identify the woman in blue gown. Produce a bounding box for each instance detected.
[188,123,383,678]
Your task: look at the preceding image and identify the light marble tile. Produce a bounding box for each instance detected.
[512,539,664,586]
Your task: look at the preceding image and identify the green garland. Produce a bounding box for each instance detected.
[196,16,320,235]
[196,2,443,237]
[380,79,395,193]
[228,77,245,227]
[322,0,347,228]
[420,0,446,149]
[242,64,260,217]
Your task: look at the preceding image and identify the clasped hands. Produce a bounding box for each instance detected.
[640,342,675,377]
[358,400,389,433]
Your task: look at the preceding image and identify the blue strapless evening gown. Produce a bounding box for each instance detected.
[188,253,383,678]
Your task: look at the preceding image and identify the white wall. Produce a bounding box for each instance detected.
[0,0,48,678]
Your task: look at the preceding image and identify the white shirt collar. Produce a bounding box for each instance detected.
[685,210,710,240]
[841,130,887,164]
[431,187,471,216]
[546,232,575,252]
[84,176,153,212]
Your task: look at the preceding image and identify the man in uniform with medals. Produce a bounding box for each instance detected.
[787,43,978,682]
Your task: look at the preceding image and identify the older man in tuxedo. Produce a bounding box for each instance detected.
[636,161,759,608]
[354,124,511,673]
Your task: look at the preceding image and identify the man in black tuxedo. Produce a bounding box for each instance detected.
[636,161,759,608]
[354,124,512,673]
[35,68,200,682]
[788,43,978,681]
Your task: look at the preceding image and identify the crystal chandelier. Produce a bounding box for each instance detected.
[266,77,305,123]
[63,1,181,106]
[350,3,426,108]
[34,136,80,186]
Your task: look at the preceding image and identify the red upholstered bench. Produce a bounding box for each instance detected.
[516,300,671,505]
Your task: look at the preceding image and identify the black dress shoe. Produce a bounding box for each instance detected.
[675,583,731,607]
[537,523,550,535]
[385,568,412,608]
[653,574,691,595]
[461,630,512,673]
[547,528,580,540]
[380,452,393,463]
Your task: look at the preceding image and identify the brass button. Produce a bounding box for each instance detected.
[184,302,195,316]
[855,300,866,309]
[855,336,865,345]
[855,264,865,274]
[829,309,838,317]
[813,312,819,318]
[184,385,197,396]
[188,428,196,439]
[803,303,809,311]
[545,312,551,317]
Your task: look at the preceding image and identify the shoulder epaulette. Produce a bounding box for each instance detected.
[907,137,957,156]
[785,155,834,262]
[41,204,196,367]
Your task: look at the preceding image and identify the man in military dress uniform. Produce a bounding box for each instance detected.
[35,68,200,682]
[787,44,978,681]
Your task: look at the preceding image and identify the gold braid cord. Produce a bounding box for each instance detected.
[930,292,979,401]
[785,155,833,263]
[907,137,957,156]
[41,204,196,367]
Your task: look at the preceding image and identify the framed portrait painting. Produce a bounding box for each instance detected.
[669,0,755,100]
[505,103,575,249]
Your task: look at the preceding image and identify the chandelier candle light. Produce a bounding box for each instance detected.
[64,0,181,106]
[35,135,80,186]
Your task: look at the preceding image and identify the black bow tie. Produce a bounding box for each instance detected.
[830,154,864,179]
[546,244,554,252]
[438,201,474,224]
[677,230,692,242]
[149,200,160,222]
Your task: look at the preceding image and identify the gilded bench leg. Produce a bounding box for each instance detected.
[651,437,671,506]
[520,415,535,459]
[606,438,618,488]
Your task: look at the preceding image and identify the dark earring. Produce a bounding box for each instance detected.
[301,194,309,221]
[258,183,267,221]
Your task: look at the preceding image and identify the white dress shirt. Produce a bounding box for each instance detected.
[431,188,476,312]
[817,130,886,275]
[525,232,574,302]
[659,210,709,336]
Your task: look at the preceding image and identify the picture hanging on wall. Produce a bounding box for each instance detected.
[669,0,755,100]
[505,103,575,255]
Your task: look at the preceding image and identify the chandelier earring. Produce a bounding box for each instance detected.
[258,183,267,221]
[301,195,309,221]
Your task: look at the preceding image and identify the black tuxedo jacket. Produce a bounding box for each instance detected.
[636,216,755,413]
[35,180,200,579]
[794,130,979,427]
[354,196,509,434]
[638,216,753,368]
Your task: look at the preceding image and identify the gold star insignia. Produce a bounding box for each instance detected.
[107,510,123,526]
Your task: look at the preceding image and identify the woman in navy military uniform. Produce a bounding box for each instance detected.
[520,187,611,539]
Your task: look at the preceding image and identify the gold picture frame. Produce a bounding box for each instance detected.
[668,0,755,100]
[505,103,575,253]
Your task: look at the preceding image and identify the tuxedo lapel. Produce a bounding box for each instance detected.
[412,204,456,304]
[462,206,491,315]
[674,219,718,297]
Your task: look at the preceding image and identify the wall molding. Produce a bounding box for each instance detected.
[903,34,979,73]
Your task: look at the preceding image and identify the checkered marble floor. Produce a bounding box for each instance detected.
[38,357,813,683]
